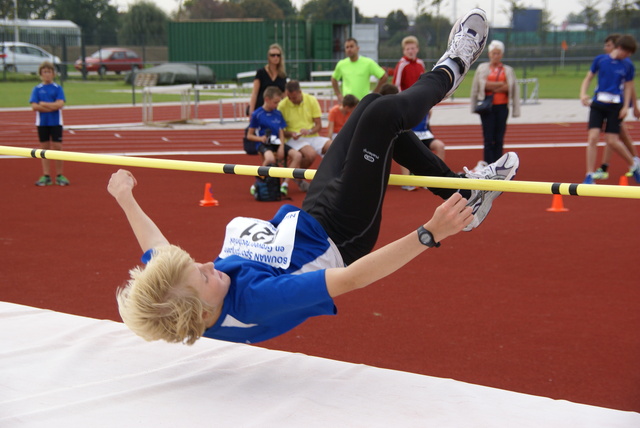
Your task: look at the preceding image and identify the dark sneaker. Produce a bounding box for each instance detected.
[56,174,70,186]
[434,8,489,98]
[462,152,519,231]
[35,175,52,186]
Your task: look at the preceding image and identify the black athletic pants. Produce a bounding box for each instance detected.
[302,69,460,265]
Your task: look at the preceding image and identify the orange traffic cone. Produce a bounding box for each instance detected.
[546,194,569,212]
[199,183,219,207]
[618,175,629,186]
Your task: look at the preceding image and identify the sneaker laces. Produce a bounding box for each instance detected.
[463,165,490,180]
[450,33,481,68]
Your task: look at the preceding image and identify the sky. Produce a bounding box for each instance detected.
[113,0,609,28]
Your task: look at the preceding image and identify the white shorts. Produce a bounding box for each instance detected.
[286,136,330,155]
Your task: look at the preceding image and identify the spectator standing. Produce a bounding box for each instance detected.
[393,36,425,91]
[30,61,69,186]
[470,40,520,166]
[579,34,640,183]
[331,38,388,103]
[327,95,359,139]
[248,44,287,116]
[592,34,640,180]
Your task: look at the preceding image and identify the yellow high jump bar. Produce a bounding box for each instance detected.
[1,145,639,199]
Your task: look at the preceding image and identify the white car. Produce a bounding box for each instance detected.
[0,42,61,74]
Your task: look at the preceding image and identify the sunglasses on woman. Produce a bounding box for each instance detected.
[269,53,281,57]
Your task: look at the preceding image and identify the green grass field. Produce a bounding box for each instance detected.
[0,64,603,109]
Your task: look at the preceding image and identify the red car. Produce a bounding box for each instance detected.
[75,48,143,75]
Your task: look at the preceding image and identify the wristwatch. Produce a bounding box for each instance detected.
[417,226,440,248]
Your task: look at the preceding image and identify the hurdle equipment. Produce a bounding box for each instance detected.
[2,146,640,199]
[142,84,195,127]
[199,183,219,207]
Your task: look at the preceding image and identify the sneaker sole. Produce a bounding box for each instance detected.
[463,152,519,231]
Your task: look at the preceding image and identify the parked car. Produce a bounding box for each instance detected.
[75,48,143,75]
[0,42,61,74]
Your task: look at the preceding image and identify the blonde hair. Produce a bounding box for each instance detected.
[488,40,505,54]
[402,36,419,48]
[267,43,286,79]
[116,245,211,345]
[38,61,56,75]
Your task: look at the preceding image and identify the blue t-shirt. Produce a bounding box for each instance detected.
[29,83,66,126]
[590,54,635,104]
[142,205,343,344]
[250,107,286,137]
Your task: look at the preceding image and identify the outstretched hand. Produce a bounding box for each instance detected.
[425,193,474,243]
[107,169,137,200]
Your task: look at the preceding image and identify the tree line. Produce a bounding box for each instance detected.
[1,0,640,48]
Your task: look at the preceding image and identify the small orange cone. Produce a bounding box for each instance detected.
[546,194,569,212]
[199,183,219,207]
[618,175,629,186]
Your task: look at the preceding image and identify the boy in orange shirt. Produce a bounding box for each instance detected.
[327,95,359,139]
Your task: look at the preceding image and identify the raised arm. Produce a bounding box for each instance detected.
[325,193,473,298]
[107,169,170,252]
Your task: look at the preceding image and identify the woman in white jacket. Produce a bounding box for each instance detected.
[470,40,520,164]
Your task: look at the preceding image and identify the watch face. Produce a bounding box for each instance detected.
[420,234,432,245]
[419,228,433,246]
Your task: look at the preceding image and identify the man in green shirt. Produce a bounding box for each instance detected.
[331,38,388,103]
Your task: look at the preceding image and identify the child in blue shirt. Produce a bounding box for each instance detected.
[579,34,640,184]
[108,8,519,346]
[247,86,302,196]
[29,61,68,186]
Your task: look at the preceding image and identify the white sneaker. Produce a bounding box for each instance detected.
[471,160,488,173]
[462,152,519,231]
[434,8,489,98]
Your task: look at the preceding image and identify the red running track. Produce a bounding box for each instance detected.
[1,105,639,413]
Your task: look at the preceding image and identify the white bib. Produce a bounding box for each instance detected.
[219,211,299,269]
[596,92,621,104]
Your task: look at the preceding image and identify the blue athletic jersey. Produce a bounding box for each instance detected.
[142,205,343,344]
[590,54,635,103]
[29,83,66,126]
[249,107,287,138]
